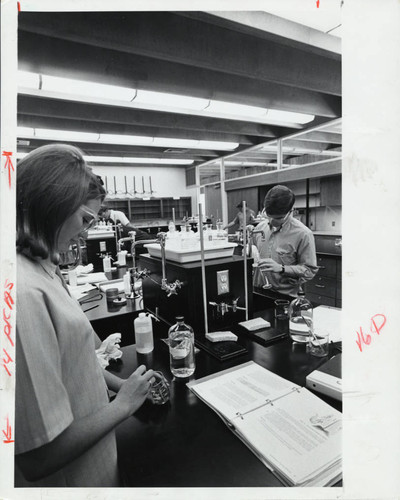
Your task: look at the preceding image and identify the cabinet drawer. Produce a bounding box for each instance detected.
[316,255,337,277]
[306,292,336,307]
[306,276,337,298]
[336,281,342,300]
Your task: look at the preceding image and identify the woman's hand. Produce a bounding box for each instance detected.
[115,365,155,416]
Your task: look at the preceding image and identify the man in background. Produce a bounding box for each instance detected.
[224,201,256,231]
[252,185,318,299]
[98,206,151,241]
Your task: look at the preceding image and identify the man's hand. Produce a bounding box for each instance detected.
[258,258,282,273]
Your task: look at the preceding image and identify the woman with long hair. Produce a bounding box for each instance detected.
[15,144,154,487]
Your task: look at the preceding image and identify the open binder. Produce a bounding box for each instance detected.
[187,361,342,487]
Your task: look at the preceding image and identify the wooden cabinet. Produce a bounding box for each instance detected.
[320,175,341,206]
[305,254,342,308]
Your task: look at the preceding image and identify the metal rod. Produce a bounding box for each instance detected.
[172,207,176,224]
[133,176,136,194]
[113,176,117,194]
[306,178,310,228]
[124,176,128,193]
[142,176,145,193]
[242,200,249,321]
[105,176,108,192]
[198,203,208,335]
[149,175,153,193]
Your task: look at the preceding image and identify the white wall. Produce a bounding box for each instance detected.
[91,165,199,217]
[91,165,189,198]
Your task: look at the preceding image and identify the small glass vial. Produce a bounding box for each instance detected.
[288,287,313,343]
[168,316,195,377]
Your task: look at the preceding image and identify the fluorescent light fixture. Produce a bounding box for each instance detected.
[152,137,200,149]
[16,151,193,165]
[205,100,266,117]
[134,90,208,110]
[99,134,153,146]
[18,71,40,89]
[36,128,100,142]
[42,75,136,101]
[17,71,314,127]
[17,126,238,151]
[198,140,239,151]
[17,127,35,137]
[266,109,314,124]
[84,156,194,165]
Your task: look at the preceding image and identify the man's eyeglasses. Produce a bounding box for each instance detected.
[265,210,292,222]
[80,206,98,230]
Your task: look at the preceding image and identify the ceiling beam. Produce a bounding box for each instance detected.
[185,11,341,56]
[17,140,219,159]
[19,11,341,95]
[17,95,281,139]
[224,161,342,190]
[18,31,341,118]
[17,114,256,146]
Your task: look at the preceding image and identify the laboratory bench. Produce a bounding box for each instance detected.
[106,308,342,488]
[79,263,145,345]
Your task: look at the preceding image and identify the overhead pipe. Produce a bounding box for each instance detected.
[242,200,249,321]
[198,203,209,335]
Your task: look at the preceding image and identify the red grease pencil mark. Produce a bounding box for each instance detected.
[2,280,15,375]
[2,415,14,443]
[356,314,387,352]
[2,349,13,376]
[18,2,21,12]
[2,152,15,189]
[316,0,320,7]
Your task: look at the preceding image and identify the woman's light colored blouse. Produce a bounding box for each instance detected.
[15,253,119,487]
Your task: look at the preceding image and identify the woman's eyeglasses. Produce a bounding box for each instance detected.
[80,206,98,230]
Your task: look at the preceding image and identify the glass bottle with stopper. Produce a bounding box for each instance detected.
[288,285,313,343]
[168,316,195,377]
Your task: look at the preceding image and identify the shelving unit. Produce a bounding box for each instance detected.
[105,197,192,223]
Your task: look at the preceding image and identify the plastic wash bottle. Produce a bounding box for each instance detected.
[134,312,154,353]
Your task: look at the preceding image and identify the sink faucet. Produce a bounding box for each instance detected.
[118,231,183,298]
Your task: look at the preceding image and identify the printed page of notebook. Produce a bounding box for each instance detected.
[232,387,342,486]
[190,362,298,422]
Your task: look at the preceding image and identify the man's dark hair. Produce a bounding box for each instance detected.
[264,185,295,215]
